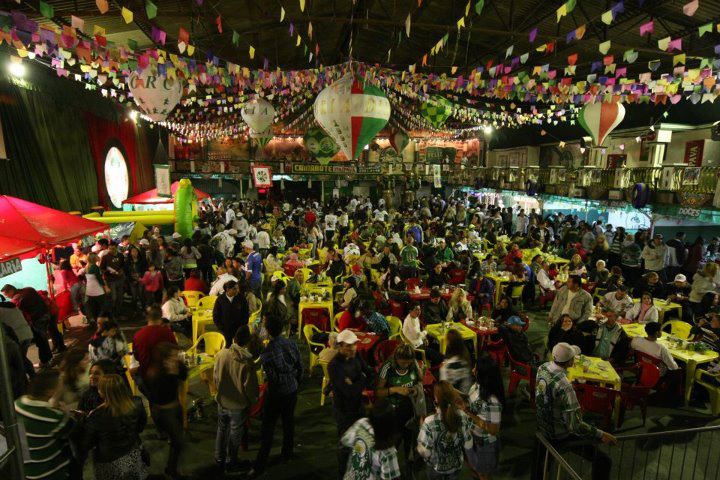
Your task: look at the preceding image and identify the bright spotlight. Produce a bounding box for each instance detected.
[8,62,25,78]
[483,125,493,134]
[129,110,138,122]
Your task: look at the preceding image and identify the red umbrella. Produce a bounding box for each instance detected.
[0,195,107,261]
[122,181,210,205]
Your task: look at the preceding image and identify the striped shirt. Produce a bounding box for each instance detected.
[417,410,474,474]
[14,396,73,480]
[467,384,502,443]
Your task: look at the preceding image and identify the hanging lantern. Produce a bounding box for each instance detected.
[127,69,183,121]
[578,102,626,147]
[241,98,276,136]
[420,95,453,129]
[389,129,410,154]
[304,127,340,165]
[313,74,391,161]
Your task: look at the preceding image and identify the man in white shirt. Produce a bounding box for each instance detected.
[599,285,634,317]
[225,204,236,226]
[402,304,426,349]
[324,211,338,243]
[630,322,679,375]
[256,225,271,256]
[209,268,240,297]
[348,197,358,214]
[373,208,388,223]
[537,262,556,292]
[233,213,249,242]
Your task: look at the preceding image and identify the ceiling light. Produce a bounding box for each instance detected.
[8,62,25,78]
[129,110,138,122]
[483,125,493,134]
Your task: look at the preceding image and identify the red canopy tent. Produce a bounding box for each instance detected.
[122,181,210,205]
[0,196,107,297]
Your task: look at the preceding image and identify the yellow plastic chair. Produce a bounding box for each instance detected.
[662,320,692,340]
[317,248,328,266]
[124,342,138,396]
[386,315,402,340]
[303,324,325,374]
[331,311,344,332]
[186,332,226,358]
[693,369,720,415]
[320,361,330,406]
[509,284,524,311]
[196,295,217,311]
[181,290,205,308]
[593,288,607,303]
[298,268,313,282]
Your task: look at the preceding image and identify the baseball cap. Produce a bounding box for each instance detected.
[336,330,359,345]
[172,232,182,239]
[674,273,687,283]
[507,316,525,327]
[552,342,581,363]
[139,239,150,246]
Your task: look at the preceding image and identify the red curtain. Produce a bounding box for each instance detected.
[84,113,153,207]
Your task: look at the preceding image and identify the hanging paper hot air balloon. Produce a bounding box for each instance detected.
[389,129,410,154]
[242,98,276,136]
[127,69,183,121]
[578,102,626,147]
[304,127,340,165]
[420,96,453,129]
[313,74,391,161]
[250,127,273,148]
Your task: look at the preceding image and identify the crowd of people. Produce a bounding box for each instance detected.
[2,192,720,480]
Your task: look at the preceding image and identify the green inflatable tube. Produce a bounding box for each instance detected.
[174,178,197,238]
[97,210,174,216]
[89,215,175,225]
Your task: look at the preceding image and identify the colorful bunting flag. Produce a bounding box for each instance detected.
[121,7,133,24]
[599,40,611,54]
[639,20,654,36]
[280,7,285,22]
[96,0,108,14]
[405,14,411,37]
[299,0,305,12]
[145,1,157,19]
[249,45,255,59]
[232,30,239,46]
[529,27,538,43]
[601,10,614,25]
[683,0,699,16]
[216,15,222,34]
[39,0,54,18]
[699,23,713,36]
[475,0,484,14]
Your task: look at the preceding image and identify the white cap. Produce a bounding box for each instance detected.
[674,273,687,283]
[552,342,581,363]
[139,239,150,246]
[336,330,359,345]
[172,232,182,239]
[242,239,254,249]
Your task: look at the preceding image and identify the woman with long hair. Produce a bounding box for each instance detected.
[439,329,472,396]
[81,374,147,480]
[77,358,117,413]
[491,296,516,325]
[144,342,188,479]
[446,288,473,323]
[625,292,659,324]
[340,399,400,479]
[464,354,504,479]
[568,254,587,277]
[417,381,473,480]
[376,344,423,476]
[82,251,108,327]
[52,347,90,411]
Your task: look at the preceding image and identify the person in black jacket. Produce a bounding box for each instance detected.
[1,323,27,398]
[546,314,586,354]
[80,374,147,479]
[500,316,534,364]
[328,329,374,479]
[422,287,449,325]
[426,262,448,289]
[213,280,250,346]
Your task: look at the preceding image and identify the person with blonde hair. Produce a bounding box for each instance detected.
[446,288,473,323]
[417,381,473,479]
[80,374,147,480]
[689,262,718,318]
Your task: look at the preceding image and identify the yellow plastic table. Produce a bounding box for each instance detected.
[424,322,478,354]
[622,323,719,404]
[191,310,214,345]
[180,354,215,428]
[567,356,621,390]
[632,298,683,323]
[297,299,334,339]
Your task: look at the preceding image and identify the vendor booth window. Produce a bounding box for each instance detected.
[104,146,129,208]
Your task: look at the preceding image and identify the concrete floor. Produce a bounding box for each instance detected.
[42,310,720,479]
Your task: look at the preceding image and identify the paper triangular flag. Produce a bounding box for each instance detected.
[96,0,108,14]
[699,23,713,37]
[601,10,614,25]
[71,15,84,31]
[505,45,513,58]
[146,1,157,19]
[405,14,411,37]
[658,36,670,51]
[299,0,305,12]
[683,0,699,16]
[556,3,567,22]
[249,45,255,59]
[575,25,586,40]
[457,17,465,29]
[475,0,484,14]
[465,0,471,16]
[187,44,195,56]
[121,7,133,24]
[599,40,611,54]
[673,53,686,65]
[39,1,54,18]
[280,7,285,22]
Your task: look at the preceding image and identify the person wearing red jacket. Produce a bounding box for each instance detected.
[183,269,208,294]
